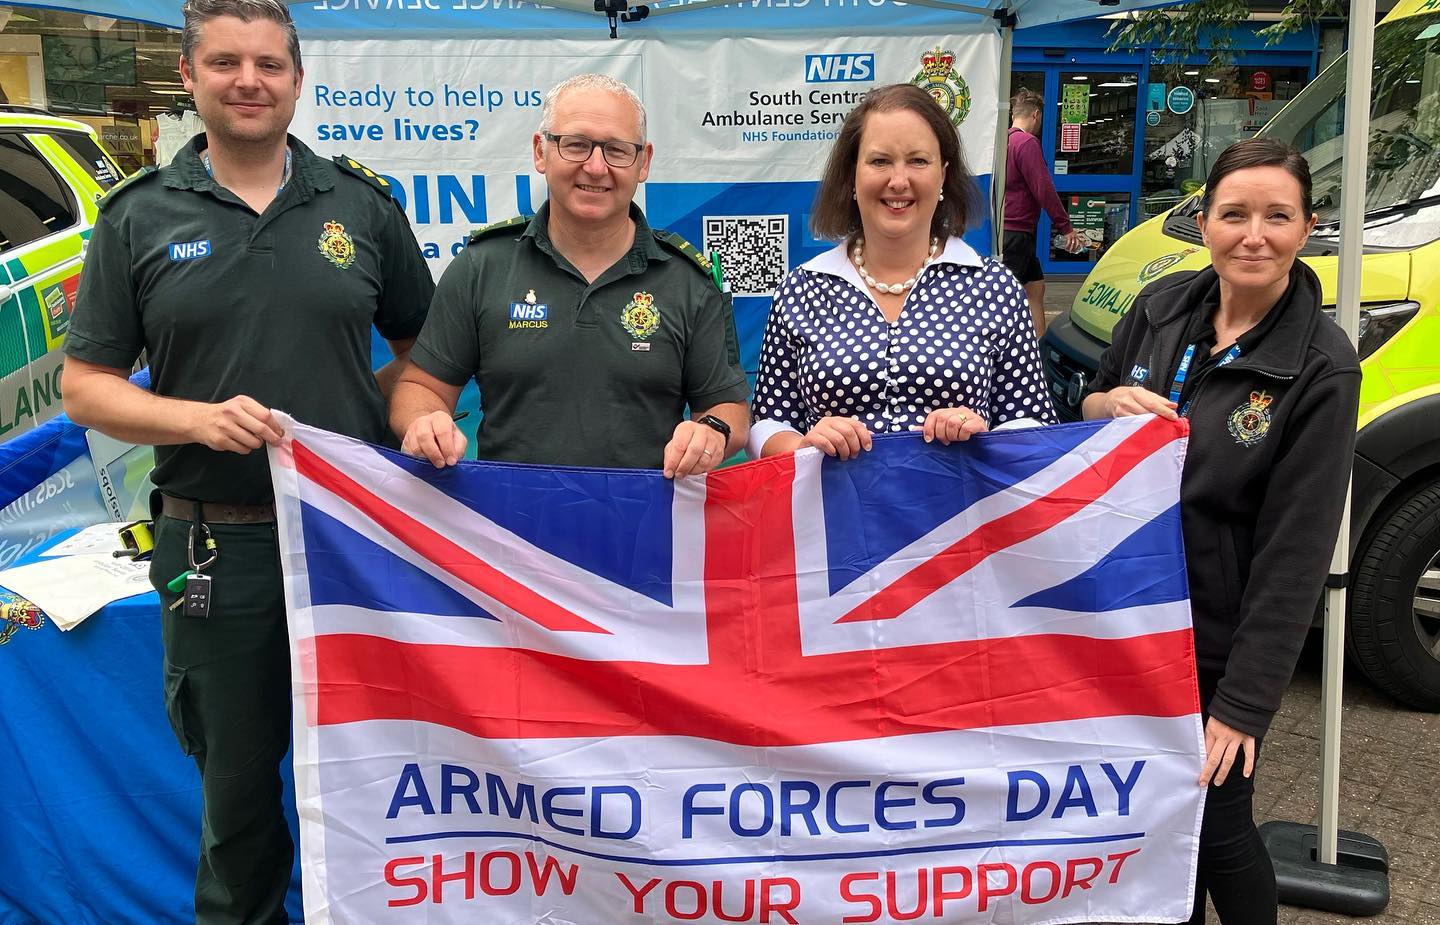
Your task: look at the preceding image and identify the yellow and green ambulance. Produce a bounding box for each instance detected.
[0,107,122,441]
[1041,0,1440,710]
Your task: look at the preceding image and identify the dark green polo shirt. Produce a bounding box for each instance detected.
[65,135,434,503]
[411,202,749,469]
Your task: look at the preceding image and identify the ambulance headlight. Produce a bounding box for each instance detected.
[1322,302,1419,359]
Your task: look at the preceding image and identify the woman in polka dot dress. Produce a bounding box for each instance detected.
[748,83,1055,460]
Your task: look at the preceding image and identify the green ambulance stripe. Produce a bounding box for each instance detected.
[13,285,49,365]
[0,236,85,378]
[0,299,26,380]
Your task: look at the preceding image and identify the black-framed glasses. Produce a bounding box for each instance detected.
[543,132,644,168]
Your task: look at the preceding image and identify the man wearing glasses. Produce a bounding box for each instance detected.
[391,73,749,477]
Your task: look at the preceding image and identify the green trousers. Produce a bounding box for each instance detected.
[150,513,293,925]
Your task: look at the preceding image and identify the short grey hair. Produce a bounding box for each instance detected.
[181,0,301,72]
[538,74,647,144]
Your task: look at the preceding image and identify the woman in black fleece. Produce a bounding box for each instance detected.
[1083,138,1361,924]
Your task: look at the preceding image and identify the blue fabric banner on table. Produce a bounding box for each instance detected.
[0,532,303,925]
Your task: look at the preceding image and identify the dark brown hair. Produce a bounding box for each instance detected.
[810,83,979,241]
[1010,88,1043,119]
[182,0,301,72]
[1201,137,1313,217]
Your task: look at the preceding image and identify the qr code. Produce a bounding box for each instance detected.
[703,215,788,297]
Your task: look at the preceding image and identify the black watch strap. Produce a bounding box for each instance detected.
[697,414,731,439]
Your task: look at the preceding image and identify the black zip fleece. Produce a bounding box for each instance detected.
[1087,263,1360,737]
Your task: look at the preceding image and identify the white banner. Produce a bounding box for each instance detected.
[293,32,998,283]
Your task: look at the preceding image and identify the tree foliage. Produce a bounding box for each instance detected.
[1106,0,1346,65]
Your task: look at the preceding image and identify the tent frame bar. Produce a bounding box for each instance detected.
[1260,0,1391,913]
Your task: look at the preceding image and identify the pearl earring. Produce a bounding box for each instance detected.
[939,189,945,202]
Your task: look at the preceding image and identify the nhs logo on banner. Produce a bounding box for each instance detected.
[805,53,875,83]
[167,240,211,261]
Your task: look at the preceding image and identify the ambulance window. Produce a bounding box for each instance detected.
[0,133,78,255]
[49,131,120,190]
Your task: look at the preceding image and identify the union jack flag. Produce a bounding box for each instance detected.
[270,414,1203,925]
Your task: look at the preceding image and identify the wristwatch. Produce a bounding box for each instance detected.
[696,414,731,440]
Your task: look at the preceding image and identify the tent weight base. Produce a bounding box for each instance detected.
[1260,821,1389,915]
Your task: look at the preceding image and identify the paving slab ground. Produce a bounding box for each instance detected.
[1042,275,1088,329]
[1259,639,1440,923]
[1036,275,1439,920]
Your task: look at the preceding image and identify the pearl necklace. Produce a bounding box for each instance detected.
[851,237,940,295]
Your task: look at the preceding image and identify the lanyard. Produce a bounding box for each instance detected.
[1170,341,1241,414]
[202,147,293,194]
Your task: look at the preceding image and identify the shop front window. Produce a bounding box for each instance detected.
[0,9,185,172]
[1054,72,1138,175]
[1011,70,1044,100]
[1049,192,1132,264]
[1140,63,1308,220]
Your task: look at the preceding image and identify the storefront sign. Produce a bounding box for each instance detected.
[1060,122,1082,152]
[100,123,140,155]
[41,35,135,85]
[1166,85,1195,115]
[1068,195,1107,250]
[1147,82,1166,112]
[43,80,105,115]
[1061,82,1090,124]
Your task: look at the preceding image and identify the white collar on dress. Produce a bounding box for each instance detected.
[799,235,984,291]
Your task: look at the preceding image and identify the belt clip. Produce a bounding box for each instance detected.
[188,501,218,571]
[113,520,155,561]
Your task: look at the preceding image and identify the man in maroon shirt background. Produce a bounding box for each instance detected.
[1003,89,1084,334]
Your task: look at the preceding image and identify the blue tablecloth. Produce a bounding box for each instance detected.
[0,532,303,924]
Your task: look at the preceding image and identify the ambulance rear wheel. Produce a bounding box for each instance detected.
[1349,483,1440,711]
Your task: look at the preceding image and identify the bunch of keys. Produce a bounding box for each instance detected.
[167,521,218,617]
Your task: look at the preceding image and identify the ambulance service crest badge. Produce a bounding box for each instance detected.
[621,291,661,341]
[1138,247,1202,284]
[0,590,44,647]
[318,220,357,270]
[912,46,972,127]
[1227,390,1274,447]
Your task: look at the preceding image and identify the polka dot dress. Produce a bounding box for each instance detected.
[752,239,1057,440]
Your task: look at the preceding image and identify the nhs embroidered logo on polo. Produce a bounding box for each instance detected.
[168,240,211,261]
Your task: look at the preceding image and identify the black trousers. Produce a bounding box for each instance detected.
[1001,229,1045,284]
[1190,669,1277,924]
[151,513,293,925]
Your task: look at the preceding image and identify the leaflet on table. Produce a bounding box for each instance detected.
[0,553,150,630]
[40,522,129,557]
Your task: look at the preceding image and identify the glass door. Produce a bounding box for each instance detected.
[1047,69,1140,275]
[1009,65,1142,277]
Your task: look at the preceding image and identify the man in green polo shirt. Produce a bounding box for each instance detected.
[61,1,433,921]
[391,73,750,476]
